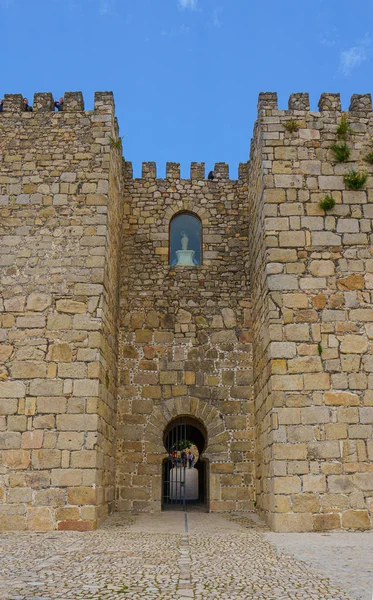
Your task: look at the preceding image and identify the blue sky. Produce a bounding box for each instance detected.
[1,0,372,177]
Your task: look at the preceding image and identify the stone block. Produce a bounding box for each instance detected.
[274,175,303,188]
[302,474,326,493]
[301,407,330,424]
[307,441,340,459]
[288,357,322,373]
[273,443,307,460]
[35,489,66,506]
[328,475,354,494]
[0,399,18,416]
[221,308,236,328]
[338,275,364,291]
[270,342,296,359]
[341,510,370,530]
[68,487,97,505]
[73,380,99,396]
[21,431,44,449]
[325,423,347,439]
[2,449,30,469]
[132,399,153,414]
[27,508,54,531]
[309,260,335,276]
[0,381,26,398]
[71,451,97,468]
[313,513,341,531]
[303,373,330,390]
[210,331,237,344]
[278,231,305,248]
[56,299,86,314]
[48,343,73,362]
[10,361,47,379]
[273,476,301,494]
[58,520,96,531]
[271,375,303,391]
[318,175,344,190]
[47,314,72,330]
[340,335,368,354]
[26,293,52,311]
[37,397,67,413]
[0,432,21,449]
[311,232,341,246]
[285,324,310,341]
[58,363,87,378]
[30,380,63,396]
[324,392,359,406]
[57,432,85,450]
[32,450,61,470]
[360,407,373,424]
[271,513,313,532]
[142,386,161,399]
[0,345,13,361]
[230,386,252,399]
[159,371,177,384]
[51,469,82,487]
[16,316,45,328]
[57,414,98,431]
[292,494,320,513]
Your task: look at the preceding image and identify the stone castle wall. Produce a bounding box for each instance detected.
[248,92,373,531]
[117,162,255,511]
[0,89,373,531]
[0,92,123,531]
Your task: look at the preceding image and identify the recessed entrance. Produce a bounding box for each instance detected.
[162,416,208,510]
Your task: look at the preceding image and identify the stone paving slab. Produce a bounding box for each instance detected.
[0,512,365,599]
[265,530,373,600]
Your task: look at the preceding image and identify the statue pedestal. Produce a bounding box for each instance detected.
[176,250,195,266]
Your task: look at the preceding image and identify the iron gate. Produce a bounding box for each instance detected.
[162,418,188,508]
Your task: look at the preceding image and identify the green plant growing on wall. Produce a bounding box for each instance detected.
[108,135,122,150]
[319,195,336,211]
[336,114,352,140]
[343,169,368,190]
[364,151,373,165]
[283,119,299,133]
[331,142,350,162]
[318,342,323,356]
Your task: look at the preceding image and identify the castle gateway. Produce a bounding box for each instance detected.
[1,91,373,532]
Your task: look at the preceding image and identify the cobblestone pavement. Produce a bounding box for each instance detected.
[0,511,369,599]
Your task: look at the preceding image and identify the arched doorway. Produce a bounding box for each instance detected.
[162,416,209,510]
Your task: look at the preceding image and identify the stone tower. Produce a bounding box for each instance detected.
[0,90,372,532]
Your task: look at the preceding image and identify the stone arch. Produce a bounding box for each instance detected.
[144,397,229,510]
[164,203,210,227]
[144,397,228,464]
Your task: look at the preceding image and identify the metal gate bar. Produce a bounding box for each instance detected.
[163,418,187,509]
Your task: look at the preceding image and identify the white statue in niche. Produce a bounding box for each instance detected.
[176,231,195,266]
[181,232,189,250]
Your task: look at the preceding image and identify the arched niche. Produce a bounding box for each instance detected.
[169,212,202,266]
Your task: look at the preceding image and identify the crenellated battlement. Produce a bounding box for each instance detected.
[257,91,373,113]
[0,91,115,113]
[123,160,249,181]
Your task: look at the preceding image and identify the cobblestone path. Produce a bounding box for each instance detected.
[0,511,368,600]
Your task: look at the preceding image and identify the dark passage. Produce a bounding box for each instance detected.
[162,416,208,510]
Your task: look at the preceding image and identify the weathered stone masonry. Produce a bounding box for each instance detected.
[117,161,254,512]
[1,90,373,532]
[250,92,373,532]
[0,92,123,531]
